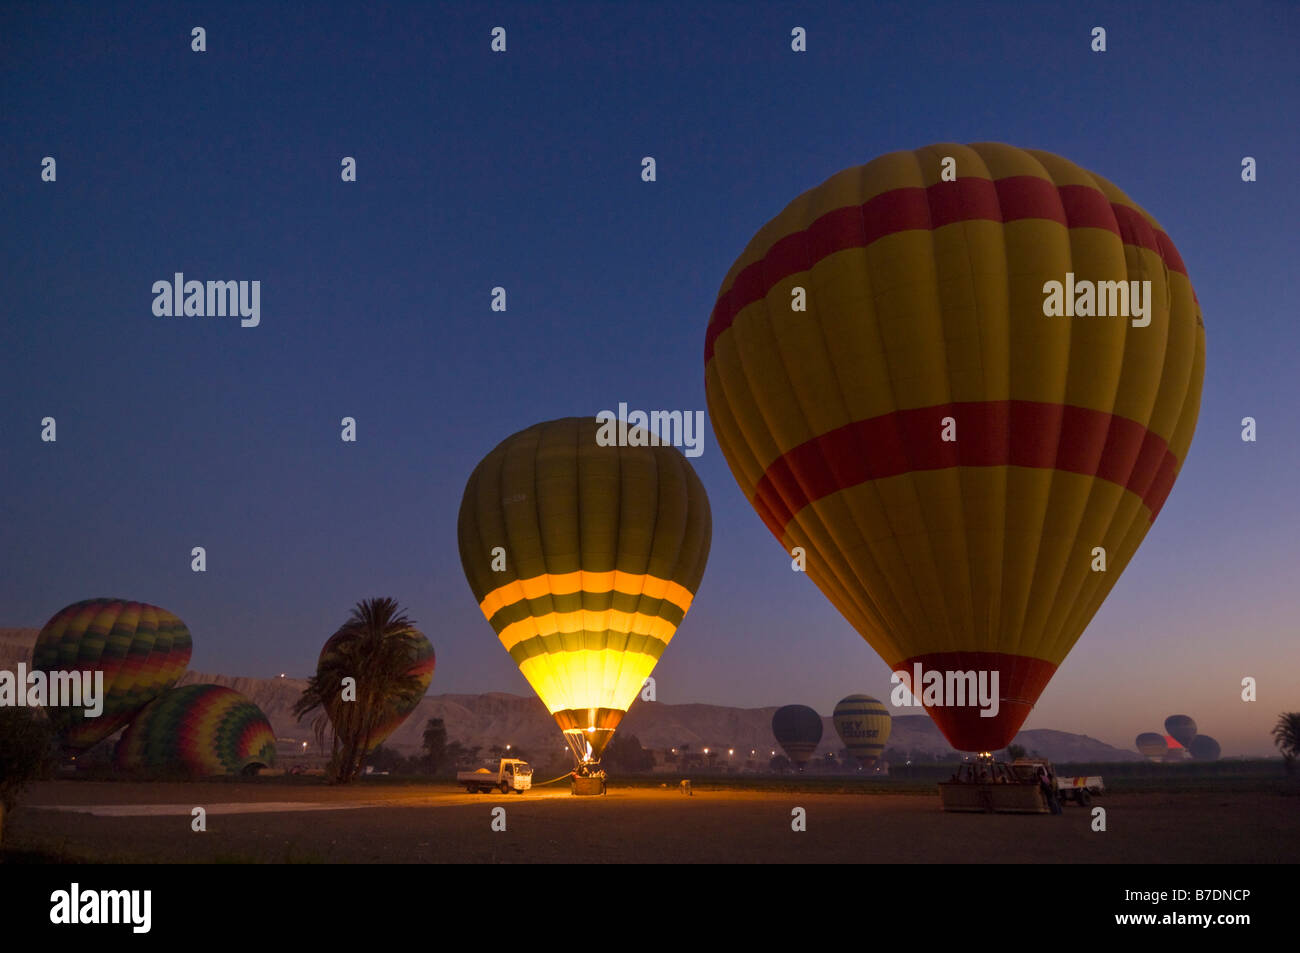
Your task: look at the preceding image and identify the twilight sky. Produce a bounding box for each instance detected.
[2,1,1296,756]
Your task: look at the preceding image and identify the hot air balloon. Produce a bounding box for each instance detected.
[705,143,1205,752]
[833,694,892,769]
[115,684,276,776]
[316,625,434,751]
[458,417,711,775]
[30,598,193,751]
[1163,734,1188,761]
[1135,732,1168,760]
[772,704,823,767]
[1165,715,1197,748]
[1189,735,1221,761]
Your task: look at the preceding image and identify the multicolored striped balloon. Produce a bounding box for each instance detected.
[458,417,711,767]
[31,598,193,751]
[317,627,435,751]
[115,684,276,776]
[833,694,892,768]
[706,143,1205,752]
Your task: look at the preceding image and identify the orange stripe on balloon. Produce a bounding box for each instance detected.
[752,400,1180,538]
[478,570,694,620]
[704,176,1190,361]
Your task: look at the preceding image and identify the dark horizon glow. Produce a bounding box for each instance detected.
[2,2,1297,756]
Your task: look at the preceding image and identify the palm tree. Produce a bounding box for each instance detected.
[294,598,427,784]
[1272,712,1300,775]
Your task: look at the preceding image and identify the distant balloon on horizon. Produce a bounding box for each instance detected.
[1163,734,1189,761]
[772,704,823,767]
[1189,735,1221,761]
[833,695,891,769]
[1135,732,1168,760]
[1165,715,1197,748]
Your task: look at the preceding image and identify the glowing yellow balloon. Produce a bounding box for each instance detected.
[458,417,711,766]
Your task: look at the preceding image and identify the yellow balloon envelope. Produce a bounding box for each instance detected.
[833,694,892,768]
[458,417,711,766]
[706,143,1205,751]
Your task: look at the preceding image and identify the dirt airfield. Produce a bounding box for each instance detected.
[5,780,1294,863]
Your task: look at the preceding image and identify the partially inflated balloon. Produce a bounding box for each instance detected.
[317,628,434,751]
[772,704,823,766]
[1188,735,1220,761]
[30,598,193,751]
[706,143,1205,751]
[458,417,711,767]
[1135,732,1168,760]
[833,694,892,768]
[115,684,276,776]
[1165,715,1197,748]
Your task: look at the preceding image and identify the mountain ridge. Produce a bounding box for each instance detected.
[0,627,1142,762]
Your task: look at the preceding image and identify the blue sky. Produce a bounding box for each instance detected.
[2,1,1296,754]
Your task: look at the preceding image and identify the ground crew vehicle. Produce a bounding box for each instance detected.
[457,758,533,794]
[1011,758,1104,805]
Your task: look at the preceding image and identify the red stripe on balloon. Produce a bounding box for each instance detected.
[704,176,1189,362]
[750,400,1178,539]
[892,651,1058,751]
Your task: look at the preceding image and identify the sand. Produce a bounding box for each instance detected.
[5,780,1295,863]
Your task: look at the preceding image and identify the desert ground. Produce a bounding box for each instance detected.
[4,780,1294,863]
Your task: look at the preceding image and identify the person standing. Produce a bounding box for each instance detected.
[1038,767,1061,814]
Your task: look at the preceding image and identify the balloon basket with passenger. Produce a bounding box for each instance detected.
[939,756,1053,814]
[938,753,1100,814]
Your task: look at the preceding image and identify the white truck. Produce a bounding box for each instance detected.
[1012,758,1104,805]
[458,758,533,794]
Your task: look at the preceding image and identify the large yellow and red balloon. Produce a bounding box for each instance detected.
[30,598,193,751]
[706,143,1205,751]
[458,417,711,767]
